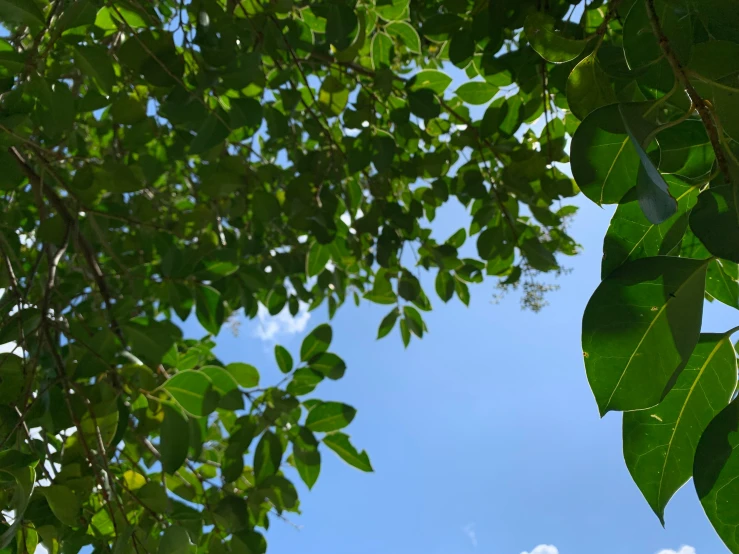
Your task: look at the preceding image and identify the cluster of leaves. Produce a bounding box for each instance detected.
[0,0,587,552]
[531,0,739,550]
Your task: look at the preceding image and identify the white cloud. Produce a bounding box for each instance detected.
[657,547,696,554]
[462,523,477,547]
[252,302,311,342]
[521,546,559,554]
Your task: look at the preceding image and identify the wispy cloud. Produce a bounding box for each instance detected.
[521,546,559,554]
[462,523,477,547]
[252,302,311,342]
[657,547,696,554]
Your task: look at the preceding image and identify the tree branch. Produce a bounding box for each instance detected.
[645,0,730,181]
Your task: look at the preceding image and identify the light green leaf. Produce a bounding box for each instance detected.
[624,333,737,523]
[583,256,709,415]
[411,70,452,94]
[306,401,356,432]
[571,103,654,205]
[43,485,81,527]
[274,345,293,374]
[162,370,217,417]
[566,53,617,121]
[375,0,409,21]
[322,432,373,472]
[602,176,698,278]
[318,76,348,117]
[307,242,330,277]
[455,82,497,105]
[386,21,420,53]
[525,12,587,63]
[371,32,393,70]
[225,362,260,388]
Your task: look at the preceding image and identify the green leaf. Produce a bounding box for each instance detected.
[310,352,346,380]
[455,82,497,105]
[161,405,190,474]
[624,0,692,70]
[325,4,357,51]
[123,320,181,366]
[602,176,698,278]
[371,32,393,70]
[386,21,420,53]
[322,432,373,472]
[623,333,737,523]
[410,69,452,94]
[201,365,240,396]
[572,103,654,205]
[582,256,709,415]
[274,345,293,373]
[435,271,455,302]
[657,120,716,181]
[254,431,283,484]
[162,370,217,417]
[307,241,330,277]
[318,76,349,117]
[408,89,440,120]
[525,12,587,63]
[694,397,739,552]
[190,111,230,155]
[618,103,677,224]
[449,31,475,68]
[43,485,81,527]
[195,285,224,336]
[566,53,617,121]
[294,445,320,489]
[377,308,399,339]
[690,162,739,263]
[158,527,190,554]
[306,401,356,432]
[0,0,45,27]
[300,324,332,361]
[707,259,739,310]
[225,362,260,388]
[287,367,323,396]
[73,45,116,94]
[375,0,409,21]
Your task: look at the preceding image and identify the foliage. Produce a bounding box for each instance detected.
[0,0,581,552]
[0,0,737,552]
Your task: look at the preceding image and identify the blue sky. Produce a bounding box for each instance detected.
[186,192,737,554]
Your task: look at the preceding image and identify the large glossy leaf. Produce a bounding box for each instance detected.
[624,333,737,523]
[572,103,654,205]
[602,176,698,278]
[690,162,739,263]
[694,397,739,552]
[582,256,709,415]
[43,485,82,527]
[411,70,452,94]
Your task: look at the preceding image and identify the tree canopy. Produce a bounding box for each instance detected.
[0,0,738,552]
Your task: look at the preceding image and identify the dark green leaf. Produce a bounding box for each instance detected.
[254,431,283,484]
[566,53,617,121]
[690,162,739,263]
[525,12,587,63]
[306,401,356,432]
[161,405,190,474]
[300,324,332,362]
[322,432,373,472]
[274,345,293,373]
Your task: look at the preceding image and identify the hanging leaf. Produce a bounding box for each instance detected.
[624,333,737,523]
[306,401,356,432]
[323,433,373,472]
[160,405,190,474]
[525,12,587,63]
[582,256,709,415]
[300,324,332,362]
